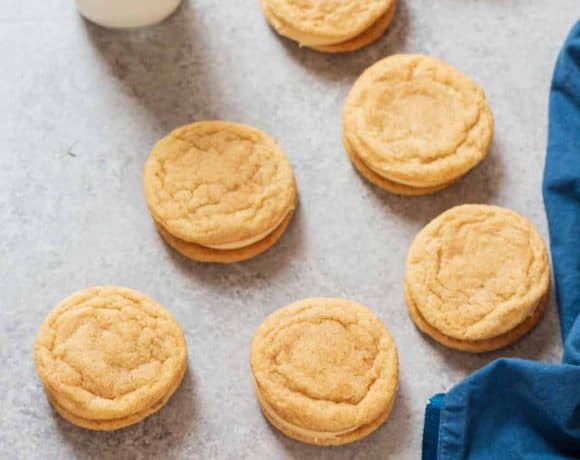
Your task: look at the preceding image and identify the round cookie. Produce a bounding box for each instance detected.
[34,286,187,430]
[143,121,296,250]
[251,298,398,445]
[343,54,494,188]
[155,208,294,263]
[343,132,455,195]
[261,0,394,48]
[311,1,397,53]
[405,205,550,349]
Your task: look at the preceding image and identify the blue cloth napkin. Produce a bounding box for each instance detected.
[422,21,580,460]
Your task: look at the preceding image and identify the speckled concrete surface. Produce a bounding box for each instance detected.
[0,1,577,459]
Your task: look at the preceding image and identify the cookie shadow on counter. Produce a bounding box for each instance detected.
[53,367,198,460]
[265,385,413,460]
[270,0,411,83]
[160,199,306,289]
[82,0,225,133]
[356,137,505,225]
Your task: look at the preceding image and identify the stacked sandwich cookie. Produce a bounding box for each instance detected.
[143,121,297,263]
[343,54,494,195]
[260,0,397,53]
[405,205,550,352]
[34,286,187,430]
[251,298,398,445]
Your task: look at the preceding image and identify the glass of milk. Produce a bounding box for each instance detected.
[75,0,183,29]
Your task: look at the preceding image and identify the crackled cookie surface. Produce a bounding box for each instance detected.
[143,121,296,248]
[34,286,187,428]
[343,54,493,188]
[405,205,550,346]
[251,298,398,445]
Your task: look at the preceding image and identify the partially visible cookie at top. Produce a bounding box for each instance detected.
[34,286,187,430]
[143,121,297,263]
[251,297,398,445]
[343,54,494,194]
[405,205,550,352]
[261,0,397,53]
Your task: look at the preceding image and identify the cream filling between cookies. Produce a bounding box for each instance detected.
[201,209,291,250]
[255,381,391,441]
[44,359,187,429]
[406,282,544,343]
[352,137,458,189]
[313,2,396,52]
[344,133,456,193]
[262,1,391,47]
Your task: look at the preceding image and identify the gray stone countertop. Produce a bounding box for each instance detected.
[1,1,577,458]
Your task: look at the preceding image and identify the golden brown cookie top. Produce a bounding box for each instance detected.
[405,205,550,341]
[34,286,187,420]
[143,121,296,247]
[251,298,398,433]
[263,0,394,44]
[343,54,494,187]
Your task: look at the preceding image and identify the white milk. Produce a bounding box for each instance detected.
[75,0,183,29]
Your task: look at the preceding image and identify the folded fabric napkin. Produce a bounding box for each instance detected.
[422,20,580,459]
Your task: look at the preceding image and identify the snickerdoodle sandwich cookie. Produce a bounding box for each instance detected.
[405,205,550,352]
[343,54,494,195]
[251,298,398,445]
[261,0,397,53]
[34,286,187,430]
[143,121,297,263]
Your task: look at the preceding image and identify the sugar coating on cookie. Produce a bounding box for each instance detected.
[143,121,296,248]
[343,54,493,187]
[251,298,398,445]
[405,205,550,342]
[34,286,187,423]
